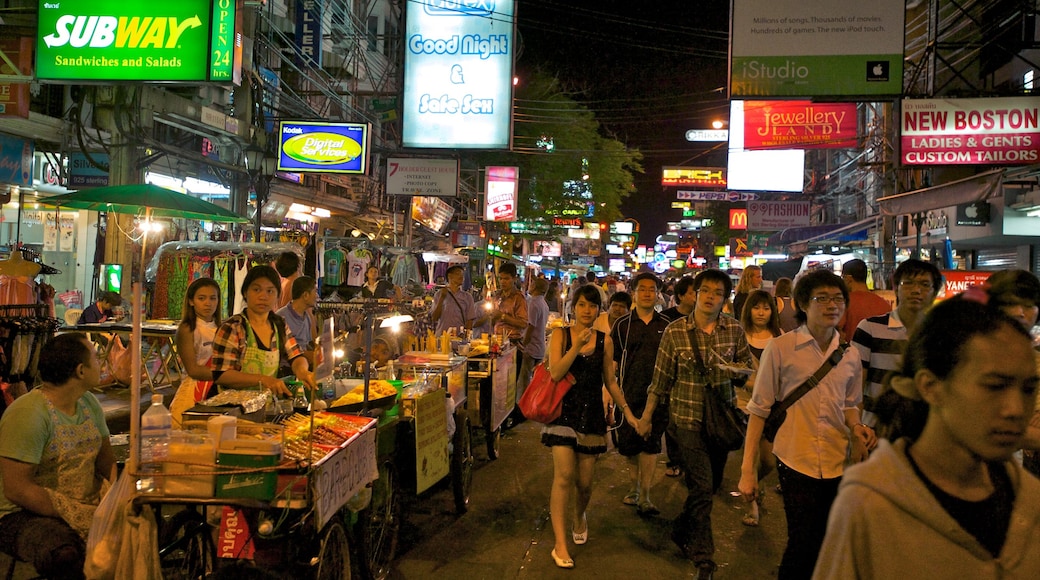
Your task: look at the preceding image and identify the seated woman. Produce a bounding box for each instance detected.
[813,297,1040,578]
[169,278,221,426]
[210,266,315,399]
[77,291,122,324]
[0,334,117,580]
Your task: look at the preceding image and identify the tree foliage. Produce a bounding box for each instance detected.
[470,68,643,225]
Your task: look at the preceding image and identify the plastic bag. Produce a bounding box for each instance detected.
[106,336,133,386]
[84,469,134,580]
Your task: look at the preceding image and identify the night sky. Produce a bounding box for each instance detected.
[515,0,732,244]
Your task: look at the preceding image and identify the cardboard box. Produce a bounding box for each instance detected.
[215,439,280,500]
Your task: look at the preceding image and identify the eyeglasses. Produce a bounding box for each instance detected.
[898,280,934,290]
[810,295,846,305]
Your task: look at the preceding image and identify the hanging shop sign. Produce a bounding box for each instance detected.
[747,200,811,230]
[386,158,459,196]
[401,0,516,149]
[485,166,518,222]
[68,152,110,188]
[901,97,1040,165]
[411,195,455,233]
[35,0,241,83]
[730,0,904,97]
[295,0,322,68]
[662,167,726,188]
[0,133,33,187]
[276,121,370,174]
[742,101,858,149]
[0,37,33,118]
[677,190,760,202]
[955,201,990,226]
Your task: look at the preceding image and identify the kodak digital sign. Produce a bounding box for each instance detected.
[35,0,240,83]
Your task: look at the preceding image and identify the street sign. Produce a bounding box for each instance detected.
[685,129,729,142]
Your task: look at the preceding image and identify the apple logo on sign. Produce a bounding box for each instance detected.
[873,64,884,77]
[965,204,978,218]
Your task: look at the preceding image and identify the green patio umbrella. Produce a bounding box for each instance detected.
[38,183,248,483]
[39,183,249,223]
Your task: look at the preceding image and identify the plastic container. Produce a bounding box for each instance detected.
[139,393,172,493]
[163,432,216,498]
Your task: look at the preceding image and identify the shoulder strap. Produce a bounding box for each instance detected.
[687,325,710,377]
[773,342,849,415]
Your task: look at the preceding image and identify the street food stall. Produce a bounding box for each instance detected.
[464,336,517,459]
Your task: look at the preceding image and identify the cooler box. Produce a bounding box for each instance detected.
[215,439,281,500]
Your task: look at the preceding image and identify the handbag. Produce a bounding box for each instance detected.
[517,361,575,424]
[762,343,849,443]
[689,329,747,450]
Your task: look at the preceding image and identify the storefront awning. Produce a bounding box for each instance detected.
[795,216,878,245]
[767,217,875,247]
[877,169,1003,216]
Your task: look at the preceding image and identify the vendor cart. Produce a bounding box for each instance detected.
[465,345,517,459]
[133,412,381,579]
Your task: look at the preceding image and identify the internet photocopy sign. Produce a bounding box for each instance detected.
[402,0,516,149]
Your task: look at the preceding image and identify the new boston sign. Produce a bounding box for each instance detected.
[36,0,239,83]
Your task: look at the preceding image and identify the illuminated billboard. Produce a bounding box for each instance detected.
[728,100,805,192]
[402,0,516,149]
[36,0,240,83]
[484,166,518,222]
[901,97,1040,165]
[412,196,455,233]
[276,121,370,174]
[742,101,858,149]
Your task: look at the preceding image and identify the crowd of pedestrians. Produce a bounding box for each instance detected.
[435,260,1040,579]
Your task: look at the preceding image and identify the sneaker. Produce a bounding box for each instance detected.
[696,561,716,580]
[622,490,640,506]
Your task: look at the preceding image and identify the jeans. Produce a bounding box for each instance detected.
[776,460,842,580]
[669,425,716,565]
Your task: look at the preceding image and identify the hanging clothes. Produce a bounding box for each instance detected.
[346,248,372,287]
[213,255,231,320]
[232,254,250,315]
[324,245,347,287]
[167,253,190,321]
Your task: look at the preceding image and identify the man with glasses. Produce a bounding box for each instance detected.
[637,269,752,579]
[852,259,942,433]
[738,269,870,580]
[839,259,891,342]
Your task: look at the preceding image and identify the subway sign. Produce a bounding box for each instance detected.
[277,121,370,174]
[36,0,240,83]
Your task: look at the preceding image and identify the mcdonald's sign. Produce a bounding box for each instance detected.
[729,208,748,230]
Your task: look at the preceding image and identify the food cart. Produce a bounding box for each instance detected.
[465,341,517,459]
[132,406,381,579]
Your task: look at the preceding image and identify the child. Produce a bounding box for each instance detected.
[170,278,221,426]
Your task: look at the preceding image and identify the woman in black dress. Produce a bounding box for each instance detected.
[541,285,637,569]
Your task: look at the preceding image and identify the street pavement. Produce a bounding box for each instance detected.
[393,420,787,579]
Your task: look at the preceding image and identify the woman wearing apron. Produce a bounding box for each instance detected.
[0,334,116,579]
[210,265,315,399]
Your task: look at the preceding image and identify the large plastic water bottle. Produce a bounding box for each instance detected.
[139,393,172,493]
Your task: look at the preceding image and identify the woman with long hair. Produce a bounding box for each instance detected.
[733,265,763,321]
[169,278,221,426]
[541,285,637,569]
[814,297,1040,578]
[775,277,799,333]
[738,289,781,526]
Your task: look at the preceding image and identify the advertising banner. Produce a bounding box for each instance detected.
[729,208,748,230]
[386,158,459,196]
[901,97,1040,165]
[747,200,811,230]
[36,0,239,83]
[938,270,993,300]
[68,152,110,188]
[677,190,760,202]
[276,121,369,174]
[295,0,322,67]
[402,0,516,149]
[0,37,32,118]
[485,166,518,222]
[731,0,905,97]
[662,167,726,188]
[411,196,455,233]
[0,133,32,187]
[742,101,858,149]
[728,100,806,192]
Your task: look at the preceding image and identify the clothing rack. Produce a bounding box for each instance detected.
[0,304,61,395]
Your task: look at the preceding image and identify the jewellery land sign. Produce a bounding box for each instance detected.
[747,200,811,230]
[900,97,1040,165]
[402,0,516,149]
[730,0,904,97]
[742,101,858,149]
[386,158,459,196]
[276,121,370,174]
[36,0,241,83]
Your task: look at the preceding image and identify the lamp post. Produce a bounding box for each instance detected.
[244,143,277,242]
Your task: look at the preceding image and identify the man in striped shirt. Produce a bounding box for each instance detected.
[851,259,942,428]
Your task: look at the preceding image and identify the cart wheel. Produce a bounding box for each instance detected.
[315,519,352,580]
[485,427,501,460]
[361,461,401,580]
[451,413,474,513]
[158,507,216,580]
